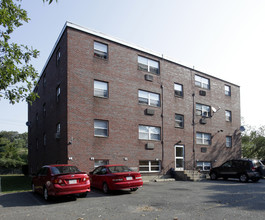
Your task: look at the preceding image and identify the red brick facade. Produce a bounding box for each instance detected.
[28,22,241,175]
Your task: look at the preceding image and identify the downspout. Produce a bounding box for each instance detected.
[161,84,164,173]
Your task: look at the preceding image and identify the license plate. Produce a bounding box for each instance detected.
[126,176,133,181]
[69,179,77,184]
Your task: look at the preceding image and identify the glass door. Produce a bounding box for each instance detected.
[175,145,184,170]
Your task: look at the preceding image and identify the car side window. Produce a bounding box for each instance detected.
[93,167,102,175]
[222,161,232,168]
[100,168,107,175]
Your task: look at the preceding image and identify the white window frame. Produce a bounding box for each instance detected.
[196,103,211,117]
[196,132,211,145]
[225,110,232,122]
[56,85,60,102]
[94,41,108,59]
[175,114,184,128]
[138,90,160,107]
[195,75,210,90]
[139,160,161,173]
[225,85,231,96]
[94,120,108,137]
[94,80,108,98]
[94,159,109,168]
[56,49,61,66]
[226,136,232,147]
[139,125,161,141]
[56,123,61,134]
[138,56,159,75]
[196,161,211,171]
[174,83,183,97]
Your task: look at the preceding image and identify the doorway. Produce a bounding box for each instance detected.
[175,145,184,170]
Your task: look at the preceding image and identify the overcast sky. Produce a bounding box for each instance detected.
[1,0,265,133]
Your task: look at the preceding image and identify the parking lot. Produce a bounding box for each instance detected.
[1,179,265,220]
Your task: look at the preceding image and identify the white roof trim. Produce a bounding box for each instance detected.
[38,21,239,87]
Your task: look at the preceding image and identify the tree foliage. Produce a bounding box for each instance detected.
[0,0,40,104]
[0,130,28,168]
[242,126,265,160]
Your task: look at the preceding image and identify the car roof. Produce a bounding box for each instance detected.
[101,164,125,167]
[43,164,75,167]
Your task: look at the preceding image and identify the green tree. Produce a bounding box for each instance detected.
[0,0,57,104]
[242,126,265,160]
[0,131,28,168]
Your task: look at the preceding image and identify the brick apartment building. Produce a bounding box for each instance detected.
[28,22,241,175]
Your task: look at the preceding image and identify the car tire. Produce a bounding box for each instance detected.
[239,174,248,183]
[130,188,138,192]
[102,182,109,194]
[43,186,50,201]
[210,172,217,180]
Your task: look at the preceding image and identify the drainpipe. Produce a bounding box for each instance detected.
[161,84,164,172]
[192,92,196,171]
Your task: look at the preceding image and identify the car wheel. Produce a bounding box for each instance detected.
[102,182,109,194]
[130,188,138,192]
[210,172,217,180]
[32,183,36,193]
[239,174,248,183]
[43,186,50,201]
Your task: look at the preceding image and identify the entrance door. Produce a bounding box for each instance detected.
[175,145,184,170]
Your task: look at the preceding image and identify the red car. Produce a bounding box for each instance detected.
[89,164,143,193]
[32,164,90,200]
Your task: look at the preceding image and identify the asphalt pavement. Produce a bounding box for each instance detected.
[1,179,265,220]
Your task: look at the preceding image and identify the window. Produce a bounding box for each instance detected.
[94,80,108,98]
[195,75,210,89]
[196,132,211,145]
[225,85,231,96]
[94,41,108,59]
[94,160,109,168]
[196,161,211,171]
[138,90,160,107]
[43,103,46,118]
[56,49,61,66]
[175,114,184,128]
[56,85,60,102]
[225,110,232,122]
[196,103,211,117]
[226,136,232,147]
[43,133,47,146]
[56,123,61,134]
[43,73,47,87]
[174,83,183,97]
[36,139,39,150]
[138,56,159,75]
[94,120,108,137]
[139,160,161,173]
[139,125,161,141]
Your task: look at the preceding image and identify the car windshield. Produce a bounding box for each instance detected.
[108,166,132,173]
[51,166,81,175]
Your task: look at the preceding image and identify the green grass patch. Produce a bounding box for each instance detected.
[0,174,32,193]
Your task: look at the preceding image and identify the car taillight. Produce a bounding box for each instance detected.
[54,179,63,184]
[251,167,256,171]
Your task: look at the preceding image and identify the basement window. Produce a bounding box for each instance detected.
[139,160,161,173]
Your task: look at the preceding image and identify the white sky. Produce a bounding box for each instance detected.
[1,0,265,133]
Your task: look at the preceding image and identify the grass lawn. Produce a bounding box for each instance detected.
[0,175,32,194]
